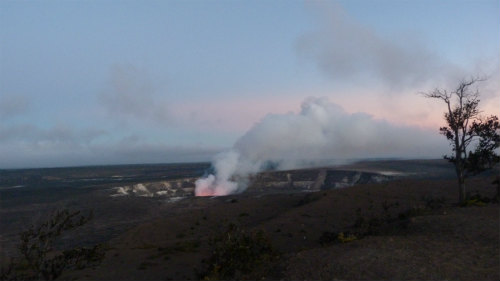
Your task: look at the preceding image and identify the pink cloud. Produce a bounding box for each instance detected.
[171,88,499,135]
[172,96,304,133]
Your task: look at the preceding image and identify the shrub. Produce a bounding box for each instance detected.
[463,198,487,207]
[353,202,418,237]
[353,207,383,236]
[0,209,104,280]
[337,232,357,243]
[461,192,490,207]
[319,231,357,245]
[200,223,279,280]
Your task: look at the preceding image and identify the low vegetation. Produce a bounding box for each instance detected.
[199,222,279,280]
[461,192,492,207]
[424,78,500,204]
[3,174,498,280]
[320,196,453,246]
[0,209,104,281]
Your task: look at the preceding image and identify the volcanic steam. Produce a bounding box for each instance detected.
[194,97,446,196]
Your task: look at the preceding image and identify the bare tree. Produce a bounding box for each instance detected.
[424,77,500,204]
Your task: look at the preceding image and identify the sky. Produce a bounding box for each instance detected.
[0,0,499,169]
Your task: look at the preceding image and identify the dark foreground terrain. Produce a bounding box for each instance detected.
[0,163,209,256]
[1,160,499,280]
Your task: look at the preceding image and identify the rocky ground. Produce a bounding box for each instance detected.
[66,175,499,280]
[2,160,498,280]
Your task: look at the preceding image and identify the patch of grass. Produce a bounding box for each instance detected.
[199,223,279,280]
[319,230,358,245]
[462,198,487,207]
[337,232,357,243]
[461,192,490,207]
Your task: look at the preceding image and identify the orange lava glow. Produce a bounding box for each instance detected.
[195,190,216,197]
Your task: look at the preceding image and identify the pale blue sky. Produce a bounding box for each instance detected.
[0,0,499,168]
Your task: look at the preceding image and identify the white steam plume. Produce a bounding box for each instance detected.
[195,97,447,196]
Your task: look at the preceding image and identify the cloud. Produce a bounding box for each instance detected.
[0,125,219,168]
[195,97,448,196]
[0,122,110,168]
[0,123,106,144]
[479,62,500,101]
[297,2,463,89]
[235,97,447,162]
[172,97,303,133]
[100,142,219,164]
[0,95,30,119]
[99,64,170,126]
[0,143,218,169]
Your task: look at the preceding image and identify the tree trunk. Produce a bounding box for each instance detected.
[458,178,466,204]
[455,161,466,204]
[454,131,465,204]
[494,175,500,203]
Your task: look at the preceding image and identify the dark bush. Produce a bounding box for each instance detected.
[353,207,384,236]
[1,209,104,280]
[461,191,490,207]
[200,223,279,280]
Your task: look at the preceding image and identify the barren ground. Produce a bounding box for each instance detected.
[65,176,499,280]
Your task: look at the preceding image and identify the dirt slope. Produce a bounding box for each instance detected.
[68,176,499,280]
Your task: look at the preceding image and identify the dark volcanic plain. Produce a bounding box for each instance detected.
[1,160,498,280]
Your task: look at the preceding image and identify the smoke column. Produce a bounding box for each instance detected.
[195,97,446,196]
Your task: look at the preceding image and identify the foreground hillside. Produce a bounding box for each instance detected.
[65,175,499,280]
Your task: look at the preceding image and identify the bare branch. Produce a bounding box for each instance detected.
[424,77,499,204]
[422,88,451,101]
